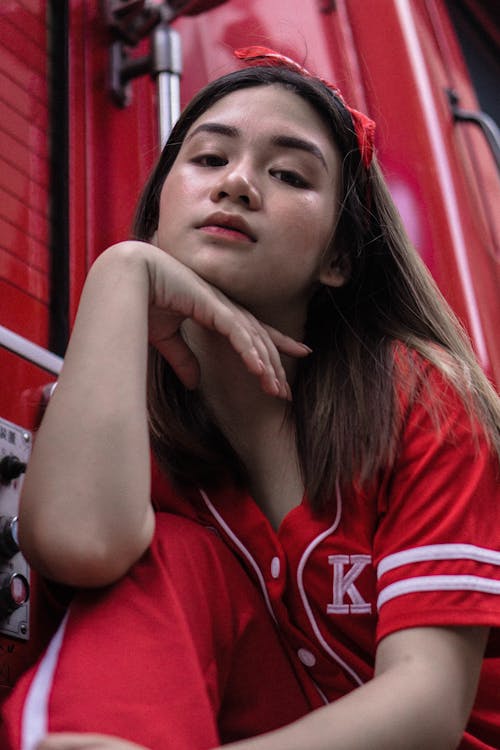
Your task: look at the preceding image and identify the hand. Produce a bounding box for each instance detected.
[37,733,149,750]
[126,241,311,399]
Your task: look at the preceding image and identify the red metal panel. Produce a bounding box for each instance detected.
[67,0,158,322]
[0,160,49,224]
[345,0,499,383]
[0,0,50,347]
[0,254,49,307]
[0,216,47,272]
[0,0,52,697]
[0,39,46,96]
[1,12,47,72]
[0,126,49,191]
[16,0,46,14]
[174,0,365,107]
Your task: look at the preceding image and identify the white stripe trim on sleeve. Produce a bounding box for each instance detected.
[378,574,500,610]
[21,612,69,750]
[378,544,500,578]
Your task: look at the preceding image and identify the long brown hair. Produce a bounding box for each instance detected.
[132,66,500,510]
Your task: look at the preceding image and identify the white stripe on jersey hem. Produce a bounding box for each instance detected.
[378,543,500,578]
[21,612,69,750]
[296,482,364,688]
[378,574,500,610]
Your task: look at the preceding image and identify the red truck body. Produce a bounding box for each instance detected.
[0,0,498,701]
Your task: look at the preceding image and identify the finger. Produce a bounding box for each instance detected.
[221,308,306,400]
[37,734,103,750]
[263,325,312,358]
[257,325,312,399]
[252,323,296,399]
[244,323,287,399]
[38,733,146,750]
[188,286,310,399]
[211,308,288,399]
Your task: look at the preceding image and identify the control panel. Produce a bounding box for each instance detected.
[0,417,31,640]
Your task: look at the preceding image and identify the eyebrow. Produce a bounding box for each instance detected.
[271,135,328,171]
[186,123,329,171]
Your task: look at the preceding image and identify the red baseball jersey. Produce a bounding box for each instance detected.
[2,358,499,749]
[148,358,500,747]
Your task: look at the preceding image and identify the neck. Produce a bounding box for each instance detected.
[185,321,295,432]
[184,322,305,528]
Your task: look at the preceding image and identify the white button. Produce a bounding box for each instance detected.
[297,648,316,667]
[271,556,280,578]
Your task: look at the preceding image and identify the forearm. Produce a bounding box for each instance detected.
[19,244,155,586]
[223,669,460,750]
[222,626,486,750]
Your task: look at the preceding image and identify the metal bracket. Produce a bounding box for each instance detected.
[101,0,228,145]
[102,1,179,106]
[102,1,183,147]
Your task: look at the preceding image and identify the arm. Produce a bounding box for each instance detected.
[19,241,308,587]
[221,624,488,750]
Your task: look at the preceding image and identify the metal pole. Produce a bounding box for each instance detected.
[0,325,63,375]
[152,24,182,150]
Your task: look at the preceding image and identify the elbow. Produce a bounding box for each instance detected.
[18,517,155,588]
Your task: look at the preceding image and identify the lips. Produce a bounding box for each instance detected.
[197,212,257,242]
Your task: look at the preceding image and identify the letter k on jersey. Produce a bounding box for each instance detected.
[327,554,372,614]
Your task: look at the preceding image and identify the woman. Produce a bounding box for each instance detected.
[4,49,500,750]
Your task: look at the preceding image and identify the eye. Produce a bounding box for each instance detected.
[271,169,310,189]
[192,153,227,167]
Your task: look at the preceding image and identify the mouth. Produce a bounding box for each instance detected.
[197,212,257,243]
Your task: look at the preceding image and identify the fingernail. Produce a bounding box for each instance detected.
[300,344,313,354]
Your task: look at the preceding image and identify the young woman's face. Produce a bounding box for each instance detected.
[156,84,344,331]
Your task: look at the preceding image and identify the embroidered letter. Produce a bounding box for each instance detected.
[327,554,372,614]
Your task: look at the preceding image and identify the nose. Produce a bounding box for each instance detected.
[209,163,261,210]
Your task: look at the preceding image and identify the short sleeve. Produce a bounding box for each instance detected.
[374,362,500,644]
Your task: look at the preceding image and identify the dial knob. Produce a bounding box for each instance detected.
[0,573,30,617]
[0,455,27,483]
[0,516,20,558]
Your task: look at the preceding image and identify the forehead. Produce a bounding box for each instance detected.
[186,84,336,151]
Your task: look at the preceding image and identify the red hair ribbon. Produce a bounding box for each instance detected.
[234,46,376,169]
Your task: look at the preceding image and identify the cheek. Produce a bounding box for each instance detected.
[283,197,335,253]
[162,165,206,203]
[158,173,197,236]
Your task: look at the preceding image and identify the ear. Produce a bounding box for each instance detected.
[318,257,349,288]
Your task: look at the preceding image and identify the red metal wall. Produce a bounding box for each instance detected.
[0,0,50,347]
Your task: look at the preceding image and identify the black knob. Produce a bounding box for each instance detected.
[0,573,30,617]
[0,516,20,558]
[0,455,27,484]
